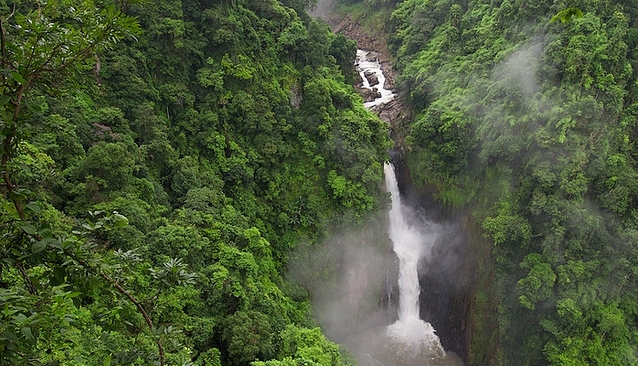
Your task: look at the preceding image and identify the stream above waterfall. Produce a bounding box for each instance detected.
[356,49,395,109]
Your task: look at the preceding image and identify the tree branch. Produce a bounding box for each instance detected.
[0,4,16,73]
[69,253,165,366]
[1,134,25,221]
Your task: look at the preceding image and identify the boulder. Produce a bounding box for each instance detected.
[364,70,380,87]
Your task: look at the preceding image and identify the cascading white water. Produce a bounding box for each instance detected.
[384,163,446,361]
[330,49,464,366]
[358,48,446,358]
[385,163,422,321]
[357,50,395,109]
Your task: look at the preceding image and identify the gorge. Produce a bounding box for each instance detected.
[300,15,473,360]
[360,49,469,365]
[317,1,638,365]
[5,0,638,364]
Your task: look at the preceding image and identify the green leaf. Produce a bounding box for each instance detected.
[10,188,31,202]
[21,327,34,342]
[111,212,129,228]
[38,228,53,239]
[1,330,19,343]
[32,238,57,254]
[25,99,46,113]
[0,108,12,123]
[10,71,25,84]
[50,267,66,286]
[550,7,584,24]
[0,95,10,106]
[2,302,18,317]
[32,240,47,254]
[24,202,43,215]
[17,221,37,235]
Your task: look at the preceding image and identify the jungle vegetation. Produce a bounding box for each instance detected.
[337,0,638,364]
[0,0,392,364]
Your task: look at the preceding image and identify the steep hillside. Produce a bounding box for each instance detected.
[330,0,638,365]
[0,0,391,364]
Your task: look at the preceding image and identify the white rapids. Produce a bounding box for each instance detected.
[326,48,465,366]
[357,49,395,109]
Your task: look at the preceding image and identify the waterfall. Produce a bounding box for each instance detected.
[321,49,464,366]
[356,48,450,364]
[383,163,446,359]
[385,163,422,320]
[358,48,444,352]
[385,163,426,322]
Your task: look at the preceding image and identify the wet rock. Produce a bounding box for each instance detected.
[364,70,380,87]
[360,87,382,103]
[328,16,397,91]
[290,83,302,108]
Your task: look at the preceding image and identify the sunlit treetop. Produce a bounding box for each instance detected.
[550,7,584,24]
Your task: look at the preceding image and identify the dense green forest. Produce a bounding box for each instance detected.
[336,0,638,364]
[0,0,393,364]
[5,0,638,364]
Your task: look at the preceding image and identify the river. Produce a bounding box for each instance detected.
[354,50,464,366]
[356,49,395,109]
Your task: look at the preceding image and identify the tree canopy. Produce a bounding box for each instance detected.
[371,0,638,364]
[0,0,390,364]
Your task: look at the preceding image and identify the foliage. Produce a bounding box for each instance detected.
[382,0,638,364]
[0,0,390,365]
[551,7,584,24]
